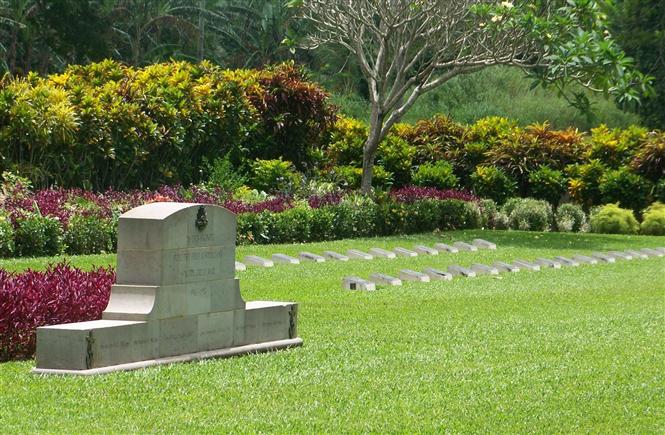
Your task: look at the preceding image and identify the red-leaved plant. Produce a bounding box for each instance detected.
[0,263,115,361]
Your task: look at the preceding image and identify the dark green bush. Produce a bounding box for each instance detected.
[202,155,247,192]
[528,165,567,205]
[269,207,313,243]
[15,215,64,257]
[478,198,498,229]
[438,200,482,230]
[599,168,653,212]
[0,215,15,257]
[589,203,639,234]
[327,165,393,190]
[640,202,665,236]
[555,203,587,232]
[470,165,517,204]
[654,179,665,203]
[377,135,416,186]
[64,216,114,255]
[249,159,301,193]
[412,161,459,190]
[503,198,553,231]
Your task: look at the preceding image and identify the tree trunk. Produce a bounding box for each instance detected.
[360,104,385,193]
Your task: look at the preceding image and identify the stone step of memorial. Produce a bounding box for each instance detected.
[572,255,598,265]
[472,239,497,250]
[607,251,633,261]
[513,260,541,271]
[244,255,274,267]
[423,268,453,281]
[347,249,373,260]
[393,247,418,257]
[414,245,438,255]
[493,261,520,273]
[453,241,478,252]
[434,243,459,253]
[640,248,664,257]
[591,252,616,263]
[447,265,476,277]
[235,262,246,272]
[535,258,562,269]
[369,247,397,259]
[272,254,300,265]
[299,252,326,263]
[553,256,580,267]
[624,249,648,260]
[471,263,499,275]
[342,276,376,291]
[399,269,430,282]
[369,273,402,286]
[323,250,349,261]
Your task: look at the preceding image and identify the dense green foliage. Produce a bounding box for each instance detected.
[590,203,639,234]
[640,202,665,236]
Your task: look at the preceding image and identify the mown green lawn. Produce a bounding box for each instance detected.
[1,230,664,433]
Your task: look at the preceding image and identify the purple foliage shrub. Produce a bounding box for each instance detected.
[0,264,115,361]
[390,186,478,204]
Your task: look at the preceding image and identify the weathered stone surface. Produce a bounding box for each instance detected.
[591,252,616,263]
[434,243,459,253]
[572,255,598,265]
[493,261,520,273]
[640,248,664,257]
[607,251,633,260]
[299,252,326,262]
[342,276,376,291]
[472,239,497,250]
[235,261,246,271]
[535,258,562,269]
[369,247,397,259]
[447,265,477,277]
[323,250,349,261]
[244,255,274,267]
[470,263,499,275]
[399,269,430,282]
[423,268,453,281]
[271,253,300,265]
[513,260,541,271]
[393,247,418,257]
[34,203,301,375]
[624,249,648,260]
[414,245,438,255]
[369,273,402,286]
[553,256,580,267]
[453,241,478,252]
[655,247,665,255]
[347,249,373,260]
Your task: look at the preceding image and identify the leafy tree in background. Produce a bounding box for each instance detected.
[612,0,665,129]
[297,0,651,192]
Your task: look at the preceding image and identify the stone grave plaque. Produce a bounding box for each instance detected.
[34,203,301,375]
[272,253,300,264]
[414,245,438,255]
[399,269,430,282]
[423,268,453,281]
[323,251,349,261]
[434,243,459,253]
[369,247,397,259]
[453,241,478,252]
[342,276,376,291]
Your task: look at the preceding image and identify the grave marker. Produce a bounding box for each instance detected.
[393,247,418,257]
[591,252,616,263]
[299,252,326,263]
[342,277,376,291]
[33,203,301,375]
[535,258,562,269]
[513,260,541,271]
[323,251,349,261]
[607,251,632,261]
[572,255,598,265]
[235,262,246,271]
[434,243,459,253]
[553,256,580,267]
[347,249,374,260]
[640,248,664,257]
[369,273,402,286]
[471,263,499,275]
[369,248,397,259]
[272,254,300,265]
[447,265,477,277]
[423,268,453,281]
[414,245,438,255]
[624,249,648,260]
[399,269,430,282]
[244,255,274,267]
[493,261,520,273]
[453,241,478,252]
[472,239,497,250]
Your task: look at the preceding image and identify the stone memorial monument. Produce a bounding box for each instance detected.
[33,203,301,375]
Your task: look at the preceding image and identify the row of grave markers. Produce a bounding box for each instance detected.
[342,247,665,291]
[234,239,497,271]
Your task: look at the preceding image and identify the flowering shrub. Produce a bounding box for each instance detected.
[0,264,115,361]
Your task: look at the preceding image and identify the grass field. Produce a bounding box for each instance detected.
[1,230,664,432]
